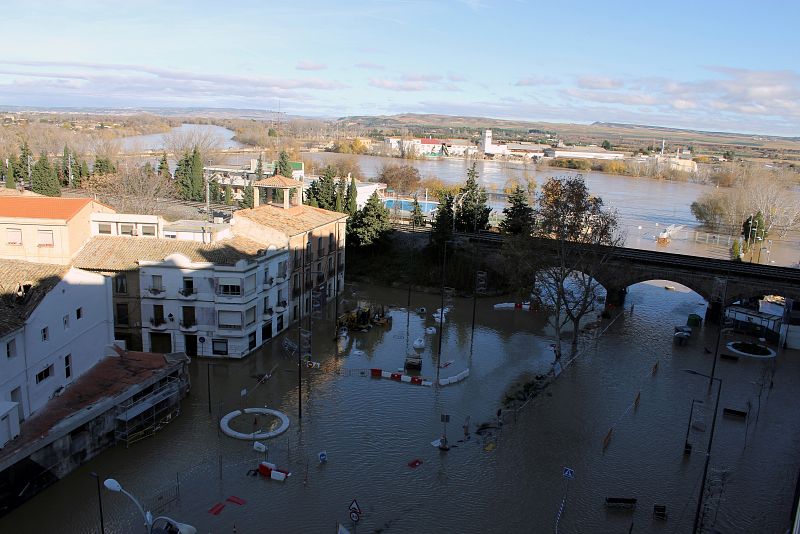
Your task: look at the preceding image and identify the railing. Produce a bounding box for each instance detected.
[264,307,274,317]
[149,317,166,327]
[179,319,196,328]
[178,287,195,297]
[264,277,274,287]
[218,323,241,330]
[279,300,287,308]
[148,287,165,295]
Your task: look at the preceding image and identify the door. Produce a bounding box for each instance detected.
[9,387,23,422]
[150,332,172,353]
[182,306,196,327]
[262,321,272,343]
[184,334,197,356]
[277,314,284,332]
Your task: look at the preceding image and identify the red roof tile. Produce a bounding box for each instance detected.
[0,197,97,220]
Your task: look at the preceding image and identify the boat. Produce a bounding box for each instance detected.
[425,326,436,335]
[412,337,425,350]
[404,355,422,370]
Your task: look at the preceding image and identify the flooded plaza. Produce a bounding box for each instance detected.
[1,280,798,533]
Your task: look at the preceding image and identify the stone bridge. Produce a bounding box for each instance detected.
[466,234,800,320]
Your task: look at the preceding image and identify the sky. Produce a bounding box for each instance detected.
[1,0,799,136]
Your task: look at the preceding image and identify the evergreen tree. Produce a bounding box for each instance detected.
[19,141,32,183]
[455,163,491,232]
[430,192,454,248]
[731,238,742,261]
[500,185,534,235]
[225,184,234,205]
[31,152,61,196]
[276,150,293,178]
[241,185,254,208]
[410,195,426,227]
[316,165,337,210]
[157,153,171,178]
[307,194,319,207]
[5,157,16,189]
[350,191,391,246]
[79,160,89,181]
[174,153,192,200]
[93,156,116,175]
[209,179,221,203]
[255,155,263,178]
[61,145,71,185]
[334,178,345,213]
[305,179,321,206]
[190,148,204,201]
[346,176,358,216]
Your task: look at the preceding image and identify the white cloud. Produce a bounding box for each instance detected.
[296,60,326,71]
[576,76,624,90]
[515,76,559,86]
[354,61,385,70]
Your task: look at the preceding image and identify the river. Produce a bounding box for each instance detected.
[1,279,798,533]
[120,124,244,152]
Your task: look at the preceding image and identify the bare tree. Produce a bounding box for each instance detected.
[84,160,176,214]
[163,126,223,159]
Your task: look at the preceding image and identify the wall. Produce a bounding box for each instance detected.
[0,330,28,425]
[24,268,113,416]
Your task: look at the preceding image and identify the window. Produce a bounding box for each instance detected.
[37,230,54,247]
[245,306,256,326]
[263,296,270,314]
[165,233,177,239]
[218,310,242,330]
[41,327,49,342]
[317,236,324,256]
[114,274,128,294]
[6,338,16,358]
[64,354,72,379]
[63,314,69,330]
[35,365,54,384]
[98,223,112,235]
[151,275,163,291]
[76,307,82,320]
[329,232,335,249]
[141,225,156,237]
[248,331,257,350]
[181,277,194,296]
[6,228,22,245]
[116,303,129,325]
[212,339,228,356]
[217,277,241,296]
[244,274,256,295]
[120,224,134,236]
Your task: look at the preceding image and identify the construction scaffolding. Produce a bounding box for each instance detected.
[115,376,182,447]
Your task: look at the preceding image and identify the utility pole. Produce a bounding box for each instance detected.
[67,153,73,187]
[26,155,32,186]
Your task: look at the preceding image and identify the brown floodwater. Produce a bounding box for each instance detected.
[2,279,798,533]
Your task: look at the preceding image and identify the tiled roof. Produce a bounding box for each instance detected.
[0,197,96,220]
[235,204,348,237]
[253,175,303,188]
[73,235,268,271]
[0,260,69,337]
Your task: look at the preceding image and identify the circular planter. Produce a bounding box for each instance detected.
[220,407,290,440]
[725,341,776,359]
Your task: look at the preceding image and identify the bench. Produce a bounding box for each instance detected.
[605,497,637,509]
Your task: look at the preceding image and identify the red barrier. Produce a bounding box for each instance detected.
[390,373,402,381]
[370,368,382,378]
[411,376,422,385]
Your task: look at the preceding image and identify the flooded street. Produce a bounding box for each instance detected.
[2,280,798,533]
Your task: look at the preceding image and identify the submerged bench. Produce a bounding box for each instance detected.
[605,497,637,509]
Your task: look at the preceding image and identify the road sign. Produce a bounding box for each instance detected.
[349,499,362,515]
[563,467,575,479]
[440,414,450,423]
[199,336,206,343]
[349,511,360,523]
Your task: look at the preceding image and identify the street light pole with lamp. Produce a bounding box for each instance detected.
[103,478,196,534]
[682,370,722,534]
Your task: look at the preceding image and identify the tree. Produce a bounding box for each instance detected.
[504,175,621,358]
[430,192,454,248]
[334,178,345,213]
[16,142,31,185]
[601,140,613,150]
[346,176,358,216]
[255,155,263,178]
[79,160,90,182]
[157,153,171,178]
[240,185,254,209]
[276,150,293,178]
[350,191,391,247]
[174,152,193,200]
[225,184,234,205]
[93,156,116,175]
[410,195,426,227]
[500,185,534,235]
[209,179,221,202]
[454,163,491,233]
[731,238,742,261]
[83,160,176,214]
[316,166,337,210]
[190,148,205,201]
[378,163,421,194]
[31,152,61,196]
[5,156,16,189]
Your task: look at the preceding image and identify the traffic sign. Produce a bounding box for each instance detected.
[562,466,575,479]
[349,499,362,515]
[440,414,450,423]
[349,511,360,523]
[199,336,206,343]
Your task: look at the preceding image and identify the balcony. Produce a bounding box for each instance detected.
[149,317,167,330]
[264,307,274,319]
[275,275,287,284]
[179,319,198,332]
[275,300,288,313]
[264,277,274,288]
[178,287,197,300]
[147,287,166,299]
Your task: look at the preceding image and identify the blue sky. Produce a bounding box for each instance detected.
[1,0,799,136]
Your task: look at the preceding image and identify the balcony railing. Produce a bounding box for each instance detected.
[147,287,165,297]
[149,317,166,328]
[264,307,274,317]
[264,277,274,287]
[179,319,196,328]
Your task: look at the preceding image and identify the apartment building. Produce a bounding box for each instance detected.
[0,260,113,447]
[74,236,289,359]
[0,197,114,265]
[232,176,348,323]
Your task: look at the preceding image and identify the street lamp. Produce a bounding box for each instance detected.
[683,399,703,455]
[436,240,455,383]
[103,478,196,534]
[682,370,722,534]
[89,472,105,534]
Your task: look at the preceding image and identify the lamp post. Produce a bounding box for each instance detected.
[89,472,105,534]
[683,370,722,534]
[103,478,196,534]
[683,399,703,455]
[436,240,454,383]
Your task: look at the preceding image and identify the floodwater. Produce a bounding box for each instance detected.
[2,280,798,533]
[120,124,243,152]
[306,153,800,266]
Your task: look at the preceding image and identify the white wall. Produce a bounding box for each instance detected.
[24,268,113,416]
[0,329,28,424]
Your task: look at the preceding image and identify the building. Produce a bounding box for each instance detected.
[74,235,289,358]
[0,197,114,265]
[233,177,348,323]
[301,176,386,210]
[543,146,626,160]
[0,259,113,446]
[204,159,305,201]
